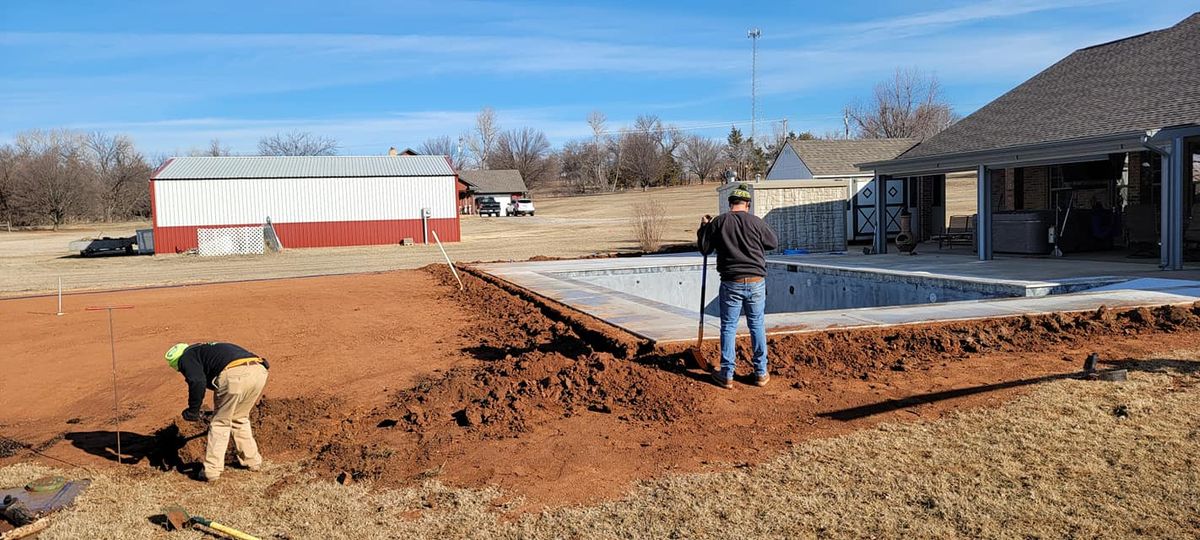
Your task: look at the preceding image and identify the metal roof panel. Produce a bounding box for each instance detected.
[153,155,456,179]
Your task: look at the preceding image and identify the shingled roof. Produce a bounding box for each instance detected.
[458,169,528,194]
[786,138,916,175]
[899,12,1200,161]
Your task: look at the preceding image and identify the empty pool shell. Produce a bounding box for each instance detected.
[474,254,1200,344]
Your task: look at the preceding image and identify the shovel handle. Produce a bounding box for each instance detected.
[194,518,261,540]
[209,522,260,540]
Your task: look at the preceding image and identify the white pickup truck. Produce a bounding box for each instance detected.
[509,198,535,217]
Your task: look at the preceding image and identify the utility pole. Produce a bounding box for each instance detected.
[748,28,761,144]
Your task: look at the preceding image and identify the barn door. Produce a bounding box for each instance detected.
[852,177,908,239]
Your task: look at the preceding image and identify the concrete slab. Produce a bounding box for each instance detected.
[475,253,1200,344]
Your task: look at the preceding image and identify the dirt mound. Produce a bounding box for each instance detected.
[758,303,1200,379]
[128,268,1200,508]
[380,266,697,438]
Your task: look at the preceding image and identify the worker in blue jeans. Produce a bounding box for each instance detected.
[697,184,779,389]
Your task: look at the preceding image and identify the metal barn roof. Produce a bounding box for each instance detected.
[153,155,457,180]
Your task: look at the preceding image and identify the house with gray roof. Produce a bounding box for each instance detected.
[767,138,916,181]
[860,12,1200,269]
[458,169,528,216]
[766,138,918,242]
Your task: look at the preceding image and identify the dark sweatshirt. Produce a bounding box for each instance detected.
[178,342,269,416]
[697,211,779,281]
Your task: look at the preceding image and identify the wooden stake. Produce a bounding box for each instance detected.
[430,230,464,291]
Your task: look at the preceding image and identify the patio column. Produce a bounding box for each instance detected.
[873,173,889,254]
[1161,136,1185,270]
[976,165,993,261]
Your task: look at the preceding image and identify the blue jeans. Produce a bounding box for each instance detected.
[717,280,768,381]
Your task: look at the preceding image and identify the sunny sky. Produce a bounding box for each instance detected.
[2,0,1197,156]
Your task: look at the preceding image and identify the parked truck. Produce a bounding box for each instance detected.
[68,229,154,256]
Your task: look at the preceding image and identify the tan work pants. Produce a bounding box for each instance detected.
[204,364,268,479]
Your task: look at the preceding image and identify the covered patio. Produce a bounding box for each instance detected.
[861,13,1200,271]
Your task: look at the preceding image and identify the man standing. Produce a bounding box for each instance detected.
[697,184,779,389]
[165,342,270,482]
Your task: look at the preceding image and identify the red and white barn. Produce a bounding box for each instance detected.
[150,155,461,254]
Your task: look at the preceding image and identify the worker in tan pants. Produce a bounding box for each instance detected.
[166,342,270,482]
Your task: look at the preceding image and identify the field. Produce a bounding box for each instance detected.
[0,184,719,295]
[4,182,1198,539]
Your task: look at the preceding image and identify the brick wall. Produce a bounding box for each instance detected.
[1023,166,1049,209]
[1001,168,1015,210]
[990,169,1007,210]
[917,176,935,240]
[1128,151,1149,206]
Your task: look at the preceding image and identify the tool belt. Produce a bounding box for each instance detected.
[724,276,765,283]
[223,357,263,371]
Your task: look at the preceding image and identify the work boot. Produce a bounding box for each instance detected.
[754,374,770,387]
[199,471,219,483]
[710,372,733,390]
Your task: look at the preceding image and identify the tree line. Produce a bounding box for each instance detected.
[0,69,954,227]
[429,68,955,194]
[0,130,344,229]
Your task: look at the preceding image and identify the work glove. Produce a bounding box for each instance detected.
[181,409,203,422]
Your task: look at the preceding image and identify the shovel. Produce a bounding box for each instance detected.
[163,505,260,540]
[686,252,711,372]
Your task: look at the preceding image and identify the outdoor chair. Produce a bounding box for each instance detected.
[934,214,976,249]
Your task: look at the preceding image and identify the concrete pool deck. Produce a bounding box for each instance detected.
[475,252,1200,344]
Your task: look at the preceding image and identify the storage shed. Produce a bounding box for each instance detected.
[717,180,850,253]
[150,155,461,254]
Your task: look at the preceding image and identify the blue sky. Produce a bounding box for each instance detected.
[1,0,1197,156]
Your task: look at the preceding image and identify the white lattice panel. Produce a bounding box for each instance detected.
[197,227,265,256]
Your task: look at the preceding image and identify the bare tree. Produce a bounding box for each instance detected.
[620,115,683,190]
[12,130,94,230]
[257,131,339,156]
[845,68,957,140]
[464,107,500,169]
[0,145,16,229]
[588,111,607,141]
[679,135,724,184]
[419,135,468,169]
[189,138,232,157]
[489,127,554,188]
[87,132,151,221]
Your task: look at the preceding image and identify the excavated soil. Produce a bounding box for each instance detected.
[146,266,1200,508]
[7,264,1200,509]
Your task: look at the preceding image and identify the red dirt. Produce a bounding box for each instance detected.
[3,266,1200,511]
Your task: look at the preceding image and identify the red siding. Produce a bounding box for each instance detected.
[153,217,460,254]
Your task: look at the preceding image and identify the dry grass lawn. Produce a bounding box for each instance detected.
[5,351,1197,539]
[0,184,719,295]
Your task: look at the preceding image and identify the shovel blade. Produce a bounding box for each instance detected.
[163,505,191,531]
[687,347,709,372]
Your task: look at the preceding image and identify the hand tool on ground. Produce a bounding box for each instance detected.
[163,505,260,540]
[687,251,711,371]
